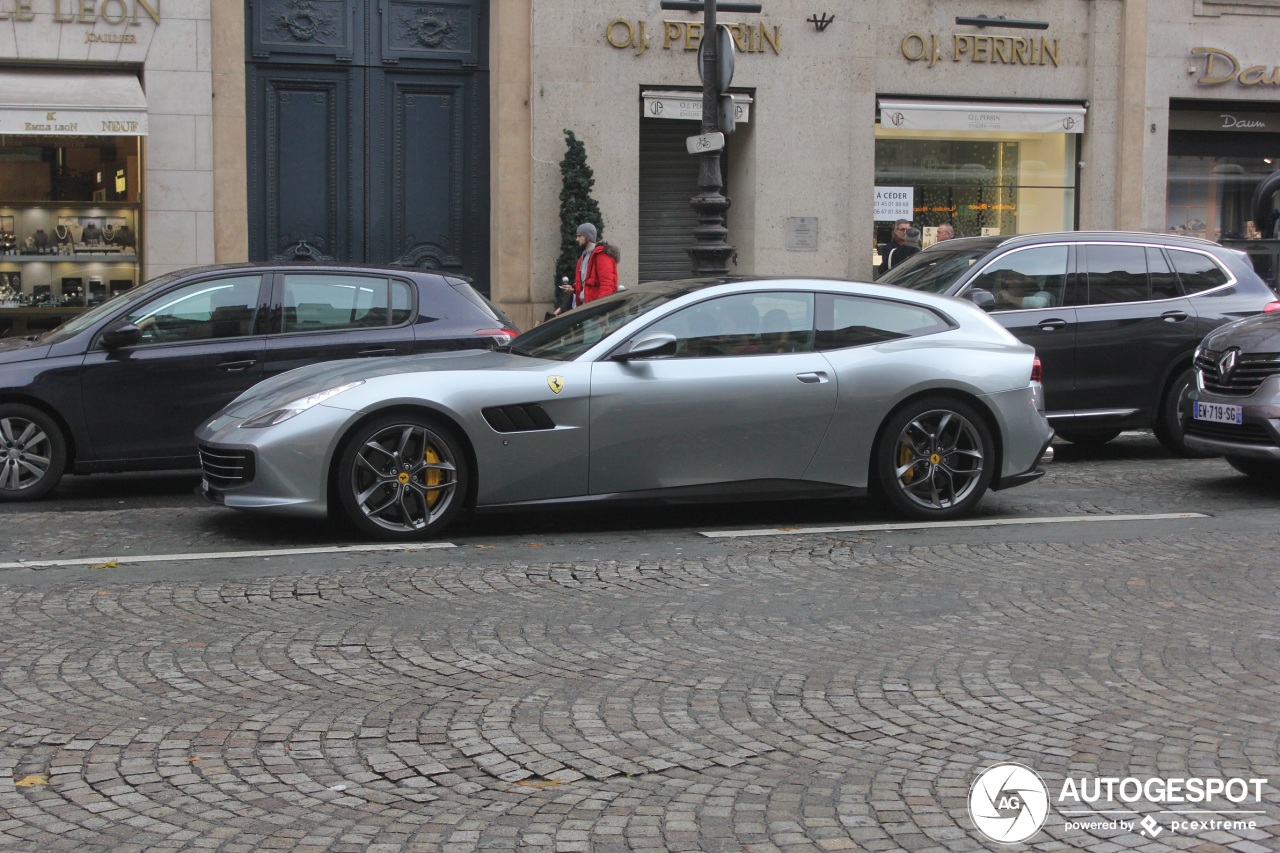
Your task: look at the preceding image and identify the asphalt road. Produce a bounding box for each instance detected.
[0,433,1277,851]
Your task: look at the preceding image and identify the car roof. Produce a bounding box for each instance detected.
[164,261,457,279]
[927,231,1224,255]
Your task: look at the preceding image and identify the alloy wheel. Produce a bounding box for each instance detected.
[348,422,459,533]
[888,409,987,511]
[0,414,55,494]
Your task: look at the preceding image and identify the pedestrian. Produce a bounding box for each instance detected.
[877,219,910,277]
[881,226,921,274]
[562,222,619,305]
[935,222,955,242]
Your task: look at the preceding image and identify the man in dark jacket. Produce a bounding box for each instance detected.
[877,219,910,277]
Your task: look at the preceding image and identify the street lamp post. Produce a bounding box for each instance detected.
[661,0,762,276]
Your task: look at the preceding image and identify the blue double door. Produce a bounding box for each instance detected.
[246,1,489,290]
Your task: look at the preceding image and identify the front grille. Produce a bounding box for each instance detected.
[1185,420,1274,445]
[1196,349,1280,396]
[199,445,256,488]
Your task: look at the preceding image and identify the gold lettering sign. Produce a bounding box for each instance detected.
[0,0,162,25]
[1191,47,1280,87]
[901,32,1059,68]
[605,18,780,57]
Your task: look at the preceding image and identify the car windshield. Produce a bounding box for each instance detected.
[879,247,986,293]
[507,283,698,361]
[34,271,188,344]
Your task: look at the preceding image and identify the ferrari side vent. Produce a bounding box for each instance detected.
[482,404,557,433]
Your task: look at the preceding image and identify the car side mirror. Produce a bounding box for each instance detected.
[101,323,143,349]
[966,289,996,311]
[614,332,677,360]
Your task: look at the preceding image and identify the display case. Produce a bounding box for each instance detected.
[0,135,142,336]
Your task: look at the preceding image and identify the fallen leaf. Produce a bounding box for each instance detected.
[15,774,47,787]
[184,757,201,763]
[526,543,544,548]
[91,560,119,570]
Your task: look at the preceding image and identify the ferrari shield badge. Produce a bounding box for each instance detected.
[547,376,565,395]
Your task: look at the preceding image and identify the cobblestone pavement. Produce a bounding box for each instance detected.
[0,436,1277,851]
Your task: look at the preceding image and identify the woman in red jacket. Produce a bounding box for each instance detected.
[573,223,619,304]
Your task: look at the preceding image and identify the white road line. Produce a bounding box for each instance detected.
[701,513,1209,539]
[0,542,456,570]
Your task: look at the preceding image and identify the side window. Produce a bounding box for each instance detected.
[965,246,1069,310]
[126,275,262,344]
[815,294,951,351]
[1148,247,1180,299]
[282,274,411,333]
[642,292,814,357]
[1169,249,1230,294]
[1083,245,1150,305]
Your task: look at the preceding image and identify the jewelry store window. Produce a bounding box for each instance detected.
[0,134,142,337]
[873,99,1083,263]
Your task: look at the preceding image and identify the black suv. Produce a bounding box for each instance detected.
[880,232,1278,454]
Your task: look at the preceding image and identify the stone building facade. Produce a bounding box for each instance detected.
[5,2,1280,332]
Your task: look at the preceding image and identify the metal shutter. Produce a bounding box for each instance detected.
[639,119,729,282]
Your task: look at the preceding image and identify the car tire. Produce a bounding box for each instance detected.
[875,397,995,521]
[1225,456,1280,480]
[0,403,67,502]
[1055,429,1121,447]
[1154,366,1216,458]
[336,412,468,540]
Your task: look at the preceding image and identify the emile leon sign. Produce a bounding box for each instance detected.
[0,0,160,23]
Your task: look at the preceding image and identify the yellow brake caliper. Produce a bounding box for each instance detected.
[424,446,442,507]
[899,442,916,484]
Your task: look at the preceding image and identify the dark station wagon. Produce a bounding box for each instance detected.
[0,263,518,500]
[880,231,1279,454]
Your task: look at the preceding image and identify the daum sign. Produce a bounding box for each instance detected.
[0,0,159,23]
[1191,47,1280,87]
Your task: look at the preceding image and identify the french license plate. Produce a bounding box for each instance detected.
[1193,401,1243,425]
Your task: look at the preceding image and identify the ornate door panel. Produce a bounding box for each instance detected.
[246,0,489,289]
[249,68,363,263]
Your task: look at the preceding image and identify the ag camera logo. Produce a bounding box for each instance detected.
[969,763,1050,843]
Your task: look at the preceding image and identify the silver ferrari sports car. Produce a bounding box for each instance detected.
[196,277,1054,539]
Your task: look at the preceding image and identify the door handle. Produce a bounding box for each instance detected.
[1037,319,1068,331]
[216,359,257,372]
[796,372,829,384]
[1161,310,1189,323]
[358,348,396,357]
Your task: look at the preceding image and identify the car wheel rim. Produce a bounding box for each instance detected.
[350,423,458,533]
[0,415,54,493]
[890,409,985,510]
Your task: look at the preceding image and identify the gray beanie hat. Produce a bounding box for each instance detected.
[576,223,597,242]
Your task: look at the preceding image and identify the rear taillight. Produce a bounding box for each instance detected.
[1031,357,1043,383]
[476,327,518,338]
[1264,301,1280,313]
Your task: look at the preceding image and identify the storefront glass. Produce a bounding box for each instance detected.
[0,134,143,337]
[874,125,1078,252]
[1168,109,1280,288]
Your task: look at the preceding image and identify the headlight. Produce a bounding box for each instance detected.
[240,381,364,428]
